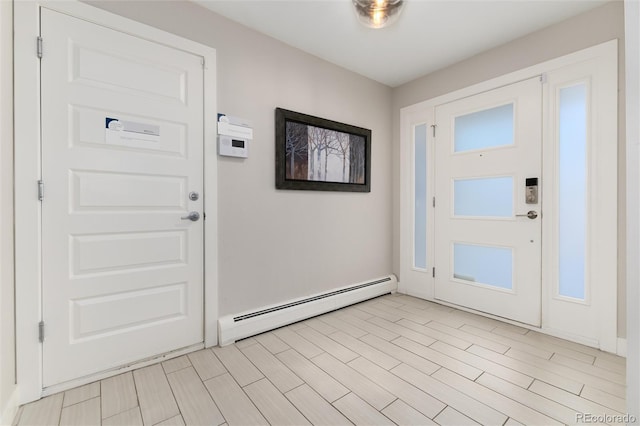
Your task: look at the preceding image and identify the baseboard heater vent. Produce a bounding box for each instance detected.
[218,275,397,346]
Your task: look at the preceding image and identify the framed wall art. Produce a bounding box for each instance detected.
[275,108,371,192]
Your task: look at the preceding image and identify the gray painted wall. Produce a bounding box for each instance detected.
[0,0,16,422]
[624,0,639,418]
[391,1,627,337]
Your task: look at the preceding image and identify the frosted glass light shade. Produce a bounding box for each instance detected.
[352,0,405,29]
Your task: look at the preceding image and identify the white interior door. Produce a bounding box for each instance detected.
[41,9,205,387]
[434,77,542,326]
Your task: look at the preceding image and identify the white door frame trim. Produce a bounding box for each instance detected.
[399,39,618,353]
[14,0,218,403]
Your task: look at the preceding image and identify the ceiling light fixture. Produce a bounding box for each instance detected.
[352,0,404,29]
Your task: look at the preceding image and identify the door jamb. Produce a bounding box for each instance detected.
[14,0,218,403]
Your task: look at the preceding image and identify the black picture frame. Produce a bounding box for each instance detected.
[275,108,371,192]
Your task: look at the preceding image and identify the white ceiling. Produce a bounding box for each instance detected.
[195,0,610,87]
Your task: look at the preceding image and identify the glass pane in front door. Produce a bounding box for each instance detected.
[453,176,513,218]
[558,84,587,300]
[453,243,513,290]
[454,103,514,152]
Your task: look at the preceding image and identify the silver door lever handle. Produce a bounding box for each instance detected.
[516,210,538,219]
[181,211,200,221]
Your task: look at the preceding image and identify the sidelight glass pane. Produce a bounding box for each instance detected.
[558,84,587,300]
[453,243,513,290]
[454,104,514,152]
[414,124,427,269]
[454,177,513,217]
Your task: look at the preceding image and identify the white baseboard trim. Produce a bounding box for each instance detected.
[218,275,398,346]
[1,386,20,426]
[617,337,627,357]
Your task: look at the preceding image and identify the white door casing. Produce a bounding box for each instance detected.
[15,0,218,402]
[433,77,542,326]
[399,41,617,352]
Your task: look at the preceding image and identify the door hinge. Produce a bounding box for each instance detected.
[432,197,435,208]
[38,321,45,343]
[432,267,435,278]
[38,180,44,201]
[431,124,436,138]
[37,36,43,59]
[540,73,547,84]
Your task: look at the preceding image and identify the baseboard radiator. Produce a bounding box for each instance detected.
[218,275,397,346]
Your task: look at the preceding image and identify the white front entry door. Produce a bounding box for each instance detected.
[434,77,542,326]
[41,9,205,387]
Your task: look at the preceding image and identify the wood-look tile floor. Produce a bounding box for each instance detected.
[13,294,627,426]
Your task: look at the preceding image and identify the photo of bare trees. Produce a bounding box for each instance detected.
[285,122,366,184]
[276,108,371,192]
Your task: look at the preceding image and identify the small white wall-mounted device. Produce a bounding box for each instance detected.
[218,135,249,158]
[217,113,252,158]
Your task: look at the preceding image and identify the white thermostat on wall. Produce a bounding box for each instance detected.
[218,135,249,158]
[217,113,253,138]
[217,113,252,158]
